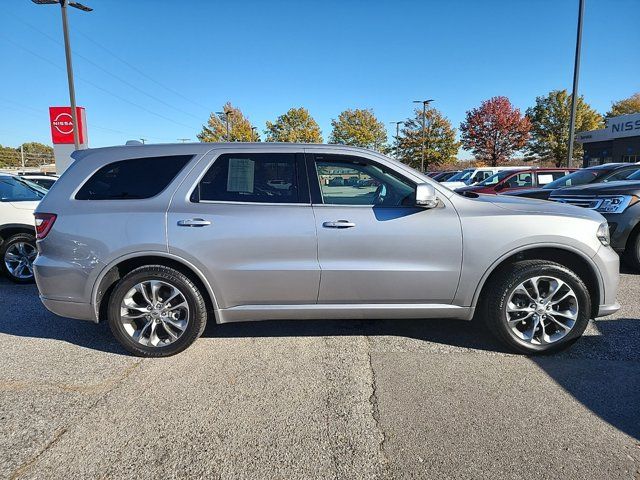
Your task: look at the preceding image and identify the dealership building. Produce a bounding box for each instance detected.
[576,112,640,167]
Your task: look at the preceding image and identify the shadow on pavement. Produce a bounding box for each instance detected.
[204,316,509,351]
[532,318,640,441]
[2,277,638,439]
[0,279,127,355]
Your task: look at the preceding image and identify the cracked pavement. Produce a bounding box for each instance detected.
[1,271,639,479]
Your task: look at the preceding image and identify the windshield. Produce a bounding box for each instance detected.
[477,170,515,186]
[0,176,46,202]
[542,169,605,189]
[447,168,474,182]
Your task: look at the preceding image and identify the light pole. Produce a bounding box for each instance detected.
[567,0,585,168]
[413,100,434,172]
[251,126,257,141]
[216,110,234,141]
[31,0,93,151]
[389,121,404,158]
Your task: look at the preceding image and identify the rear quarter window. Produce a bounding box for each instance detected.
[76,155,193,200]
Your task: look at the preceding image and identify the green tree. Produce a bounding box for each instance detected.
[197,102,258,142]
[20,142,54,166]
[0,145,20,167]
[329,108,387,151]
[265,107,323,143]
[526,90,603,167]
[606,92,640,118]
[397,107,460,170]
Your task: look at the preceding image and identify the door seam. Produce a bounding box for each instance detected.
[310,205,322,304]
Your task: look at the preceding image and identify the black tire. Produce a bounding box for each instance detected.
[484,260,591,355]
[107,265,208,357]
[623,230,640,272]
[0,233,37,284]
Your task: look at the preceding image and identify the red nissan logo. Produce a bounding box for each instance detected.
[52,112,74,135]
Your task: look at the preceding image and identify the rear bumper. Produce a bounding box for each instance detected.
[40,296,96,322]
[596,301,620,318]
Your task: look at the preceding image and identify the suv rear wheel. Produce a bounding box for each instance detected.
[107,265,208,357]
[484,260,591,354]
[1,233,37,284]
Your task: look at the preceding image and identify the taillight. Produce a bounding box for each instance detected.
[34,213,57,240]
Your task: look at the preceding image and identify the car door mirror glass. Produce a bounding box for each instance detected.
[415,183,438,208]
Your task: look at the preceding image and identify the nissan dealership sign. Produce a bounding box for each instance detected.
[577,112,640,143]
[48,106,89,174]
[49,106,87,144]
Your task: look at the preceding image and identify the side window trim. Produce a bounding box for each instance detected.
[191,151,310,205]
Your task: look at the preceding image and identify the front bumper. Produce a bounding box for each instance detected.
[592,244,621,318]
[602,202,640,252]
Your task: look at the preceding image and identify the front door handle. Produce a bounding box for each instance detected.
[177,218,211,227]
[322,220,356,229]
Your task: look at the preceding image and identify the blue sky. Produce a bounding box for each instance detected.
[0,0,638,156]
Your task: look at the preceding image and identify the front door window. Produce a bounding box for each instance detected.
[313,154,415,207]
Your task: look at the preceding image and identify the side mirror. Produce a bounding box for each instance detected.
[494,182,506,191]
[415,183,438,208]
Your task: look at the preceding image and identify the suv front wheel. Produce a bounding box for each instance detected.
[107,265,208,357]
[485,260,591,354]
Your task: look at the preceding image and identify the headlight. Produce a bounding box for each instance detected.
[594,195,639,214]
[597,222,610,246]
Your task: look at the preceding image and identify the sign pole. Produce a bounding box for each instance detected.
[60,0,80,151]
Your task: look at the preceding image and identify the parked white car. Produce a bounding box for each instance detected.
[19,174,58,190]
[442,166,525,190]
[0,173,46,283]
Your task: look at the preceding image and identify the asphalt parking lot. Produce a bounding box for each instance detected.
[1,272,639,480]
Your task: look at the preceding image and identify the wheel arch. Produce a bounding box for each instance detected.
[0,224,36,246]
[92,252,219,323]
[472,244,602,319]
[624,218,640,251]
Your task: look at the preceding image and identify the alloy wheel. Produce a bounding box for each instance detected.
[505,276,579,346]
[120,280,190,347]
[4,242,37,280]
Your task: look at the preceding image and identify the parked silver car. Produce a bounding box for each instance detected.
[33,143,620,357]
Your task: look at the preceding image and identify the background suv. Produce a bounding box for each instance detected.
[455,168,574,195]
[0,173,46,283]
[440,166,524,189]
[34,143,619,357]
[505,163,640,200]
[551,169,640,270]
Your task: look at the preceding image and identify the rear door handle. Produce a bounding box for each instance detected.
[177,218,211,227]
[322,220,356,229]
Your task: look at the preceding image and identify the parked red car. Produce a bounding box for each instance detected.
[455,168,576,195]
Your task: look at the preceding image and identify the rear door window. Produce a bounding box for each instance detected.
[536,171,566,186]
[76,155,192,200]
[193,153,307,204]
[505,172,533,188]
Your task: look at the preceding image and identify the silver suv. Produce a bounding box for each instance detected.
[33,143,620,357]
